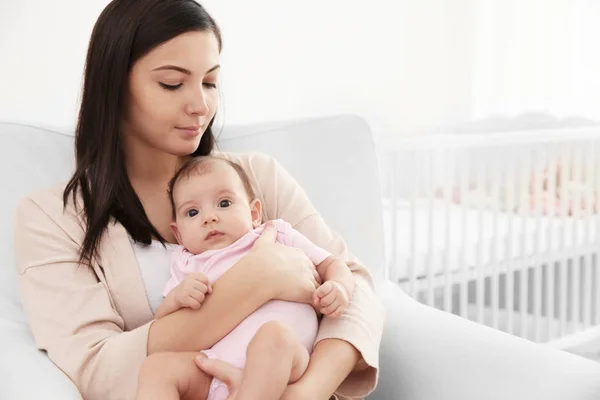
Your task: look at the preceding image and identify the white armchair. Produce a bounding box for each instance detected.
[1,116,599,399]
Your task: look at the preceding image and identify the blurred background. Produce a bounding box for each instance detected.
[2,0,600,139]
[2,0,600,361]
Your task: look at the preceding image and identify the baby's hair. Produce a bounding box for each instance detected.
[167,156,257,220]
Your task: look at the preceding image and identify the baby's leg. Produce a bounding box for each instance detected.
[236,321,309,400]
[136,351,212,400]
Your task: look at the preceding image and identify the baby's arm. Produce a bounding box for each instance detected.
[154,292,178,319]
[313,256,355,317]
[156,272,212,319]
[315,256,355,296]
[280,220,355,317]
[155,292,181,319]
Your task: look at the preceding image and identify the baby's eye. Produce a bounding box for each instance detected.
[218,199,232,208]
[186,209,199,218]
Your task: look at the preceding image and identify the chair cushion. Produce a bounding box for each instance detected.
[0,123,74,324]
[218,115,386,278]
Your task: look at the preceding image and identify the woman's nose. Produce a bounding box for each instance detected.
[185,86,210,116]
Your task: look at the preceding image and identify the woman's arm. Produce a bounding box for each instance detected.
[14,193,310,399]
[15,195,161,399]
[149,220,321,353]
[15,192,321,400]
[148,253,272,353]
[14,197,263,398]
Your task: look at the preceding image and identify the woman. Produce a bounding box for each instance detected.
[13,1,384,399]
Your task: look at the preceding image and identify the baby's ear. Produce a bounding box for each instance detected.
[170,222,183,244]
[250,199,262,228]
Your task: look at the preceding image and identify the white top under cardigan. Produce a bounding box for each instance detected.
[129,238,178,315]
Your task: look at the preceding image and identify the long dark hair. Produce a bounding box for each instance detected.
[63,0,223,265]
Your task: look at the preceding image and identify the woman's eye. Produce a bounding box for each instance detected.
[186,209,199,217]
[160,82,183,91]
[203,82,218,89]
[218,199,232,208]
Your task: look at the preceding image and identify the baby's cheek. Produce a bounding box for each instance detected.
[181,225,205,253]
[187,242,206,255]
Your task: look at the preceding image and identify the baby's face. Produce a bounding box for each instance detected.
[171,162,261,254]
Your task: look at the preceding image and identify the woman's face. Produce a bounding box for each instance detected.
[123,30,220,157]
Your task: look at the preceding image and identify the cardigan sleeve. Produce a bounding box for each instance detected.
[14,192,153,400]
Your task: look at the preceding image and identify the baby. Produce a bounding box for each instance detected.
[151,155,355,400]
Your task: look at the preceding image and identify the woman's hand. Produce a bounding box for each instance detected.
[195,355,315,400]
[249,221,321,305]
[194,356,243,399]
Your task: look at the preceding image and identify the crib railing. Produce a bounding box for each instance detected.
[381,127,600,347]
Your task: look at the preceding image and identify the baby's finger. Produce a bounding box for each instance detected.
[190,272,210,285]
[313,290,320,306]
[315,281,333,298]
[318,291,337,308]
[321,301,340,316]
[191,291,206,304]
[193,282,210,294]
[184,295,202,309]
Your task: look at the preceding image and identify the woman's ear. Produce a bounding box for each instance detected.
[250,199,262,228]
[170,222,183,244]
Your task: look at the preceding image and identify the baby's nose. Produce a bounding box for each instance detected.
[203,214,218,225]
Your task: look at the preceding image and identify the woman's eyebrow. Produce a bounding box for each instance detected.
[152,64,221,74]
[206,64,221,73]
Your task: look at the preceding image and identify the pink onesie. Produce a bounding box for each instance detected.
[163,219,331,400]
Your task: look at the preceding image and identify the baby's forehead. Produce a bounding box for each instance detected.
[176,161,244,194]
[191,159,238,182]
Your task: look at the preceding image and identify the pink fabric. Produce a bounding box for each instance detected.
[164,219,332,399]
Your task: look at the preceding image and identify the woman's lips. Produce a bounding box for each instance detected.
[176,126,201,138]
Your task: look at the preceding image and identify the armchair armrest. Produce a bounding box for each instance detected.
[0,313,81,400]
[369,280,600,400]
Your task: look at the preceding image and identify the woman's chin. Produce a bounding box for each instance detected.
[169,141,202,156]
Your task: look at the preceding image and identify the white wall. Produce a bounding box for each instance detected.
[2,1,596,139]
[0,1,108,131]
[0,0,475,138]
[470,0,600,121]
[202,0,475,137]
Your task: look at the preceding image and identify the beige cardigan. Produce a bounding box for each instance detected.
[14,151,385,400]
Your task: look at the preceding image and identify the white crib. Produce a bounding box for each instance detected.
[381,126,600,352]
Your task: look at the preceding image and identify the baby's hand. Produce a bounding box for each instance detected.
[173,272,212,310]
[312,280,349,318]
